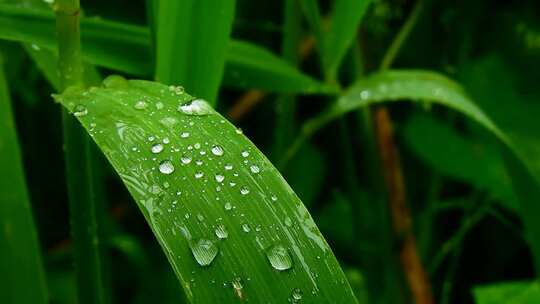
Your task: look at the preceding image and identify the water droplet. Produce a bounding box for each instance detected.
[271,195,278,202]
[190,239,218,266]
[158,160,175,175]
[194,143,201,149]
[73,104,88,117]
[178,99,213,115]
[250,165,260,174]
[266,244,293,271]
[215,224,228,239]
[242,223,251,233]
[163,137,170,144]
[284,217,293,227]
[151,143,164,154]
[240,186,250,195]
[224,164,233,170]
[134,100,147,109]
[181,154,192,164]
[195,171,204,179]
[241,150,249,158]
[156,102,164,110]
[215,174,225,183]
[235,128,243,135]
[181,132,190,138]
[224,202,232,211]
[290,288,303,302]
[197,214,205,222]
[211,145,224,156]
[359,90,370,100]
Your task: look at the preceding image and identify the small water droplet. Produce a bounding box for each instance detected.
[181,155,192,165]
[224,164,233,170]
[195,171,204,179]
[215,174,225,183]
[242,223,251,233]
[178,99,213,115]
[156,102,164,110]
[290,288,303,302]
[271,195,278,202]
[232,277,243,299]
[266,244,293,271]
[284,217,293,227]
[181,132,190,138]
[73,104,88,117]
[241,150,249,158]
[151,143,164,154]
[134,100,148,109]
[224,202,233,211]
[197,214,205,222]
[158,160,175,175]
[250,165,260,174]
[211,145,224,156]
[240,186,250,195]
[190,239,218,266]
[235,128,243,135]
[215,224,228,239]
[359,90,370,100]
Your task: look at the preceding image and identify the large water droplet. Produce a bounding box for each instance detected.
[158,160,175,175]
[214,224,228,239]
[73,104,88,117]
[211,145,224,156]
[266,244,293,271]
[178,99,213,115]
[190,239,218,266]
[151,143,164,154]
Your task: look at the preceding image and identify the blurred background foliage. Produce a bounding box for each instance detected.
[1,0,540,303]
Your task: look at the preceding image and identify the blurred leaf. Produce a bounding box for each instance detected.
[154,0,235,104]
[0,3,327,94]
[292,69,540,275]
[299,0,323,54]
[317,191,354,246]
[473,280,540,304]
[0,52,48,304]
[403,113,518,211]
[47,271,77,304]
[323,0,371,80]
[54,76,358,303]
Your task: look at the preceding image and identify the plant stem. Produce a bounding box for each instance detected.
[55,1,108,303]
[372,1,434,304]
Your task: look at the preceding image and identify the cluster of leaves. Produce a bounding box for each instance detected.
[1,0,540,303]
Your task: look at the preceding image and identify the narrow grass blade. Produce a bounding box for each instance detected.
[473,280,540,304]
[285,69,540,277]
[299,0,324,56]
[154,0,235,104]
[0,53,48,304]
[322,0,371,81]
[53,76,359,303]
[0,4,328,93]
[224,40,334,94]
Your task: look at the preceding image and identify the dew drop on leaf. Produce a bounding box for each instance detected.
[211,145,224,156]
[214,224,228,239]
[266,244,293,271]
[151,143,164,154]
[224,164,233,170]
[178,98,213,115]
[290,288,303,302]
[190,239,218,267]
[224,202,233,211]
[250,165,260,174]
[241,223,251,233]
[240,186,250,195]
[134,100,147,110]
[73,104,88,117]
[241,150,249,157]
[180,132,190,138]
[181,154,192,164]
[158,160,175,175]
[215,174,225,183]
[195,171,204,179]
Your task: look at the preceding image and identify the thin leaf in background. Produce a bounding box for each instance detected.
[154,0,235,104]
[0,52,48,304]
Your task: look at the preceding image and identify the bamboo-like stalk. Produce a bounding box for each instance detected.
[55,1,108,303]
[372,1,434,304]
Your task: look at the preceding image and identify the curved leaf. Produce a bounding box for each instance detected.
[53,76,358,303]
[287,69,540,274]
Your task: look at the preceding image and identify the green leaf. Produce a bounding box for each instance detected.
[223,40,334,94]
[0,52,48,304]
[154,0,235,104]
[473,280,540,304]
[299,0,324,55]
[286,69,540,276]
[403,113,518,211]
[322,0,371,81]
[0,3,326,94]
[53,76,358,303]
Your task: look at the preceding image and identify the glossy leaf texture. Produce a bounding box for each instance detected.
[290,69,540,275]
[154,0,235,103]
[53,76,358,303]
[0,53,48,304]
[0,3,327,94]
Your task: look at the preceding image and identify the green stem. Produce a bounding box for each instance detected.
[55,1,108,303]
